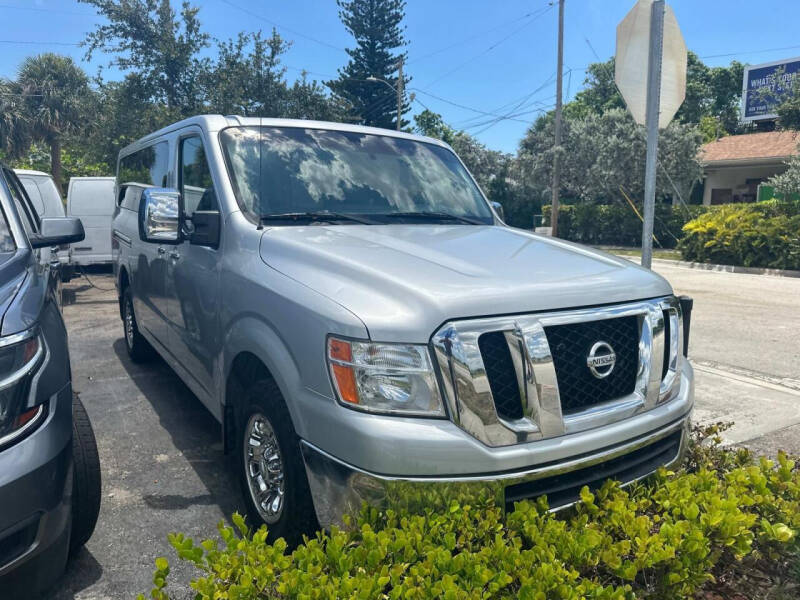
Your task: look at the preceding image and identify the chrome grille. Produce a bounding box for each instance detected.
[478,332,524,420]
[431,297,682,448]
[544,316,639,414]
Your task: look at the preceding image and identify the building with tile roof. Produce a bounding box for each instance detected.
[699,130,799,205]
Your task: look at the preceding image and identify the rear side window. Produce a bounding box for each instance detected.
[0,200,16,253]
[117,141,170,211]
[17,177,45,217]
[69,179,115,217]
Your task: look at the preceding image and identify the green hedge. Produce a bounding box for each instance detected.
[678,200,800,270]
[542,203,709,249]
[140,426,800,600]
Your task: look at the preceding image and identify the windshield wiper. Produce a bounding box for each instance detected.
[379,211,485,225]
[259,211,376,225]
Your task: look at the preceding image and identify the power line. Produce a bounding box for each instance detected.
[700,44,800,60]
[413,89,540,124]
[0,3,96,16]
[407,6,551,65]
[0,39,80,46]
[219,0,345,53]
[421,4,553,90]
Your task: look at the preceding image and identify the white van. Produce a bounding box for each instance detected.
[14,169,65,218]
[66,176,115,266]
[15,169,73,279]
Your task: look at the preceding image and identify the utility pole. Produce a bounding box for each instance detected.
[396,57,404,131]
[641,0,665,269]
[550,0,564,237]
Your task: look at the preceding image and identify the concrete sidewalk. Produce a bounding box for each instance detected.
[650,260,800,453]
[691,361,800,453]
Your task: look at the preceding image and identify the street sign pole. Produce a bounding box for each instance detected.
[641,0,665,269]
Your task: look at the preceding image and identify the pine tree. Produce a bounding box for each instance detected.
[328,0,410,130]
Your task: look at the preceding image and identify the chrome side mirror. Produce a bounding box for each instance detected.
[490,201,505,222]
[141,188,180,243]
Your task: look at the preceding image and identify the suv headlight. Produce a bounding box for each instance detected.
[0,331,45,447]
[327,337,445,416]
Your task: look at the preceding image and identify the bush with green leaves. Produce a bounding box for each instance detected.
[140,426,800,600]
[542,203,709,248]
[678,200,800,270]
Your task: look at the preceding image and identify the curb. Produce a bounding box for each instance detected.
[648,257,800,279]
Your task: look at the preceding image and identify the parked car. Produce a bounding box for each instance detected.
[112,115,694,544]
[14,169,72,281]
[0,165,101,597]
[67,176,115,267]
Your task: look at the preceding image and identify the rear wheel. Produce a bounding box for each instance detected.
[237,378,317,546]
[70,394,101,555]
[122,286,153,362]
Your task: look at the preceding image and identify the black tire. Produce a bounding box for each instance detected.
[237,378,318,546]
[70,394,101,555]
[122,286,154,362]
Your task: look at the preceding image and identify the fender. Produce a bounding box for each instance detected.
[221,313,308,437]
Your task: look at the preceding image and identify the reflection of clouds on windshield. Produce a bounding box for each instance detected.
[221,127,487,217]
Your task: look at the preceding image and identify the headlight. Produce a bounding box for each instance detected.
[0,331,45,447]
[327,337,445,416]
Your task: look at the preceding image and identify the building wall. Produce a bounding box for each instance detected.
[702,163,787,205]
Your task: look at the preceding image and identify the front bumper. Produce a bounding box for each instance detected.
[302,414,689,528]
[0,383,73,589]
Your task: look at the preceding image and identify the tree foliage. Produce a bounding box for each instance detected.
[80,0,209,113]
[567,53,745,137]
[519,108,703,206]
[327,0,410,129]
[16,53,91,191]
[768,153,800,197]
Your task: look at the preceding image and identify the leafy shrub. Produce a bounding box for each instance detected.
[678,200,800,270]
[542,203,708,248]
[140,429,800,600]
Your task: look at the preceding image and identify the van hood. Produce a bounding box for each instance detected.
[258,224,673,342]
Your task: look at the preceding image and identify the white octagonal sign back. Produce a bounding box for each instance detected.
[615,0,687,129]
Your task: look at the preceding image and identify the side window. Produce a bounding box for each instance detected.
[3,169,38,235]
[179,136,217,216]
[18,177,46,217]
[0,203,16,253]
[117,141,170,211]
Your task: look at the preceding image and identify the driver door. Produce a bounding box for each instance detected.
[165,133,222,402]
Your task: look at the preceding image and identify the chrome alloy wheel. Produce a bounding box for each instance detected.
[243,413,286,524]
[124,297,135,350]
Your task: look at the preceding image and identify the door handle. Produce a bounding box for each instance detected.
[169,251,181,260]
[157,247,166,255]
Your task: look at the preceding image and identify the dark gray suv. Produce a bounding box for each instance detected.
[0,166,101,598]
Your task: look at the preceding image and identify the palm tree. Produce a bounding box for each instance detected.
[0,79,30,159]
[17,54,90,193]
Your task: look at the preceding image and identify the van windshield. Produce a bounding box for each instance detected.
[219,126,493,225]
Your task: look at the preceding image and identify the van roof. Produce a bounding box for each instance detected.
[14,169,52,178]
[119,114,450,158]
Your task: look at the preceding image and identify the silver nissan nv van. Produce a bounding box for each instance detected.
[112,115,693,544]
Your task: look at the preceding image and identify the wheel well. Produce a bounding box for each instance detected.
[223,352,279,454]
[118,267,129,319]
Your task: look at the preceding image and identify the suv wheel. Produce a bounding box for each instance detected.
[70,394,101,555]
[122,286,153,362]
[237,378,317,546]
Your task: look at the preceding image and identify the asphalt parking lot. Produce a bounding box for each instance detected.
[50,263,800,599]
[54,273,242,600]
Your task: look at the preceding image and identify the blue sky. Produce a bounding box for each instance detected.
[2,0,800,153]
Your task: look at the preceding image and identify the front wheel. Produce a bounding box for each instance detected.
[237,378,318,546]
[122,286,154,362]
[70,394,101,554]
